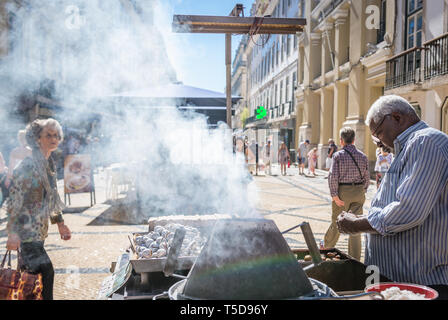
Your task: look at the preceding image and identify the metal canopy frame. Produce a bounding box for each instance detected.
[172,4,306,128]
[172,15,306,34]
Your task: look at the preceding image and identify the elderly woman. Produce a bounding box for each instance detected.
[6,118,71,300]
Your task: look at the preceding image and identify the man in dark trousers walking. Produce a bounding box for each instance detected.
[323,127,370,260]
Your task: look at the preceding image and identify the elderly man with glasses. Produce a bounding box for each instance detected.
[337,95,448,300]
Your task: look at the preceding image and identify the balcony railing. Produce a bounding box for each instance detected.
[385,47,423,90]
[386,32,448,90]
[317,0,344,23]
[288,101,293,114]
[424,33,448,80]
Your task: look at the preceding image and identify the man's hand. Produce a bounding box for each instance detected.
[337,212,378,235]
[332,196,345,207]
[336,211,360,234]
[57,222,71,241]
[6,233,20,250]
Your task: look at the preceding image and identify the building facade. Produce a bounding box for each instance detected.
[231,34,249,130]
[385,0,448,136]
[233,0,396,168]
[233,0,304,163]
[295,0,395,170]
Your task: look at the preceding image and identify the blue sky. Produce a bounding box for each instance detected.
[155,0,255,93]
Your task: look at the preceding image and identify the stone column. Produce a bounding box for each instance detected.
[271,128,280,164]
[298,40,305,84]
[364,85,384,168]
[300,0,323,150]
[320,22,335,84]
[318,87,334,169]
[333,82,348,142]
[299,89,320,147]
[333,9,349,74]
[332,9,349,143]
[309,33,322,82]
[300,33,322,146]
[345,65,366,152]
[343,1,369,153]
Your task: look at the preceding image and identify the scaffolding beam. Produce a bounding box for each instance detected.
[173,15,306,34]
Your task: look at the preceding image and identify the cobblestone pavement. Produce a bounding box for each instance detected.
[255,165,377,257]
[0,165,377,300]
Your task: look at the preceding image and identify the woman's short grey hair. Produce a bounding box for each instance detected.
[365,95,418,126]
[340,127,355,144]
[25,118,64,150]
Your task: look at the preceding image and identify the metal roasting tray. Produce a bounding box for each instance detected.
[129,232,197,273]
[130,257,196,274]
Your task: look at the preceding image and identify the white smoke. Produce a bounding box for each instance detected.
[0,0,260,220]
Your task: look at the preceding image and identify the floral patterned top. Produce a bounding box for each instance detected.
[6,156,64,243]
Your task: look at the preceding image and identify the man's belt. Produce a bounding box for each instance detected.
[339,182,364,186]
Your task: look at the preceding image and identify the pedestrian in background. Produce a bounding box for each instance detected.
[297,140,309,175]
[248,139,257,175]
[326,139,338,172]
[323,127,369,260]
[374,146,393,189]
[4,129,32,192]
[265,140,272,175]
[244,137,249,164]
[278,142,290,176]
[307,147,318,176]
[6,118,72,300]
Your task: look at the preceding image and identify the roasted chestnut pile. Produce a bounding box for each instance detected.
[134,224,207,259]
[302,252,342,262]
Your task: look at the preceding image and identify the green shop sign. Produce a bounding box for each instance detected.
[256,106,267,120]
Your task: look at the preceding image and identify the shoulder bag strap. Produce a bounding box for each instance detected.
[344,148,364,182]
[1,250,12,268]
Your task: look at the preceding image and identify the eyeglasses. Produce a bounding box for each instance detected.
[42,133,60,140]
[371,114,391,140]
[370,114,392,146]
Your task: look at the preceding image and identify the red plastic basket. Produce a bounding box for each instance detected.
[365,282,439,300]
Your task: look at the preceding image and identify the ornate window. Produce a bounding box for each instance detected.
[406,0,424,49]
[377,0,387,43]
[405,0,424,76]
